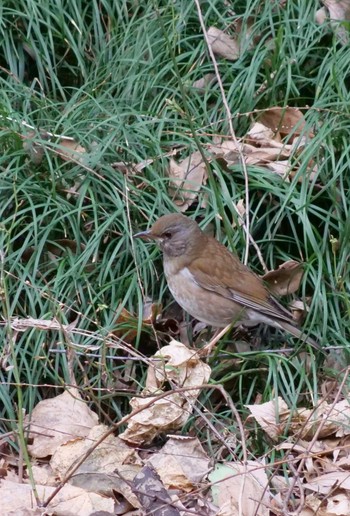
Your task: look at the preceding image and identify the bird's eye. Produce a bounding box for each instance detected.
[162,231,172,238]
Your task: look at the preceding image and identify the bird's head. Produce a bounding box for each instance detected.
[133,213,202,257]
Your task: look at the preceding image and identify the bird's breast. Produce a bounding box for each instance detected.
[163,260,246,327]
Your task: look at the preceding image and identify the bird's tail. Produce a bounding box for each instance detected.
[278,320,320,350]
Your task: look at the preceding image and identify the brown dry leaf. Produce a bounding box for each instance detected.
[262,260,304,296]
[120,340,211,444]
[27,387,98,458]
[168,151,208,212]
[112,300,162,343]
[51,424,140,478]
[209,461,270,516]
[147,436,210,492]
[207,27,240,60]
[0,479,115,515]
[258,106,313,140]
[209,122,316,184]
[56,137,87,163]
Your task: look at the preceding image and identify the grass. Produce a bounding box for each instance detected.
[0,0,349,494]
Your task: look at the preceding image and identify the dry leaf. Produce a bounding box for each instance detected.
[248,398,350,441]
[112,300,162,343]
[207,27,240,60]
[51,424,140,479]
[168,151,208,212]
[56,137,87,163]
[119,392,190,445]
[120,340,211,444]
[258,107,312,140]
[246,122,281,144]
[27,388,98,458]
[232,199,246,227]
[132,465,181,515]
[192,73,216,91]
[304,471,350,495]
[51,424,141,506]
[246,397,290,441]
[262,260,304,296]
[290,299,309,324]
[0,480,115,515]
[317,0,350,45]
[327,492,350,515]
[265,160,292,179]
[147,436,210,491]
[209,461,270,516]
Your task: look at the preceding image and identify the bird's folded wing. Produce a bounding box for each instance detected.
[190,255,295,324]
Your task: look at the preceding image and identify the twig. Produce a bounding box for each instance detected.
[282,367,350,515]
[194,1,251,265]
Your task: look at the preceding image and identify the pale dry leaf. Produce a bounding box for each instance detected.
[246,122,278,143]
[28,464,57,486]
[327,492,350,515]
[151,339,211,401]
[207,27,240,60]
[209,461,270,516]
[119,393,189,445]
[303,493,323,514]
[323,0,350,45]
[316,7,328,24]
[27,388,98,458]
[0,479,115,516]
[329,399,350,437]
[232,199,245,227]
[244,147,291,165]
[51,423,142,507]
[246,397,290,441]
[262,260,304,296]
[192,73,216,91]
[56,137,87,163]
[51,424,140,479]
[120,341,211,445]
[168,151,208,212]
[304,471,350,495]
[265,160,292,179]
[147,436,210,491]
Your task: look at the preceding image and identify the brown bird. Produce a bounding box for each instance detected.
[134,213,319,349]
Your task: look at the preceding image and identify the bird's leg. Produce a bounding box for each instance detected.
[199,324,233,357]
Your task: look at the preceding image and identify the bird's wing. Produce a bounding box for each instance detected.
[190,239,294,324]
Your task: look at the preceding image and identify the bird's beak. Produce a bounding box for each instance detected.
[133,229,155,240]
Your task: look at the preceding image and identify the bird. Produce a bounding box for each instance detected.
[134,213,320,350]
